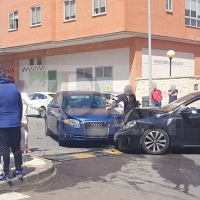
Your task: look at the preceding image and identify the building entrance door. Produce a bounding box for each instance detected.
[48,70,57,92]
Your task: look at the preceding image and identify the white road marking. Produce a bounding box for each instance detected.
[0,192,30,200]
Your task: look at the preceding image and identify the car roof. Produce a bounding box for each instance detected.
[59,91,102,96]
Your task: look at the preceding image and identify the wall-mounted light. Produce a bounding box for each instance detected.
[194,84,198,91]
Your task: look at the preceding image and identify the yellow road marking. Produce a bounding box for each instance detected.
[103,149,123,155]
[69,153,96,159]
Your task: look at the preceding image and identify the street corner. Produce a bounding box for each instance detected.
[44,148,123,162]
[0,155,55,192]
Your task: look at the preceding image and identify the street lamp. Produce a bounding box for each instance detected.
[148,0,152,106]
[167,50,175,76]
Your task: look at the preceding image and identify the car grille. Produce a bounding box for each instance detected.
[84,122,109,138]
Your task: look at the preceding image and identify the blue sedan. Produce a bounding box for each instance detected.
[45,91,123,146]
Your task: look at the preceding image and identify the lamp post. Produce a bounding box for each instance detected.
[167,50,175,76]
[148,0,152,106]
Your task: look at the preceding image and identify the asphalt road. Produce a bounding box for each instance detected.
[1,117,200,200]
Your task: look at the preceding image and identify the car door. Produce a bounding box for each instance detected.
[176,99,200,145]
[47,94,58,133]
[52,95,62,135]
[28,93,44,110]
[50,94,62,135]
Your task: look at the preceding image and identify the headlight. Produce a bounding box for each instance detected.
[113,118,123,126]
[63,119,80,126]
[122,121,137,130]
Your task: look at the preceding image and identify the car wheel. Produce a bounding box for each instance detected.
[142,129,170,155]
[39,107,46,118]
[45,118,51,136]
[57,124,66,147]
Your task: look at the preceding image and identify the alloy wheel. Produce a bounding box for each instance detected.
[142,129,169,155]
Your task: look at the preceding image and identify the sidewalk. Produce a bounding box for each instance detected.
[0,154,54,192]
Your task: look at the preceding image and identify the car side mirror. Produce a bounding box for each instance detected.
[180,108,191,116]
[51,103,59,108]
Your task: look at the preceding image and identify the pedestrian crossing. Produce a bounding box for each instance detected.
[0,192,30,200]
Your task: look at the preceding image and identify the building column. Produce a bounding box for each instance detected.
[129,37,143,90]
[14,60,19,82]
[195,53,200,76]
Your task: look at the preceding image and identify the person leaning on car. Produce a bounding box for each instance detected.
[114,85,140,116]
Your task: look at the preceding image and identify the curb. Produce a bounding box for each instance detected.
[0,158,54,192]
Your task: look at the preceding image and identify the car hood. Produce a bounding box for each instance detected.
[64,108,121,121]
[124,107,163,123]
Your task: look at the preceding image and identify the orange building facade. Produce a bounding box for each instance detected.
[0,0,200,93]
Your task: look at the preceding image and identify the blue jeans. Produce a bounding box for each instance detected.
[153,102,161,108]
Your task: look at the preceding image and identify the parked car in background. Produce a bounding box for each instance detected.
[45,91,123,146]
[27,92,55,117]
[114,92,200,155]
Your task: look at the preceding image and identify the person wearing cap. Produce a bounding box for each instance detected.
[168,84,178,103]
[115,85,139,116]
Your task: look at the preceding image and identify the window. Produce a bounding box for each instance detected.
[95,66,112,78]
[9,11,18,31]
[185,0,200,28]
[37,58,42,65]
[166,0,172,12]
[31,6,41,26]
[76,68,93,81]
[93,0,106,16]
[64,0,76,21]
[30,59,34,66]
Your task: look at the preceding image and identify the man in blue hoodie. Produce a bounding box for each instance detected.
[0,67,23,182]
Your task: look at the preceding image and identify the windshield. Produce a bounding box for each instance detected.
[62,94,106,108]
[161,93,198,112]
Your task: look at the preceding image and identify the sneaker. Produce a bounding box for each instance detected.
[4,174,11,182]
[13,170,23,178]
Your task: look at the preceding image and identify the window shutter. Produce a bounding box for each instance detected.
[36,6,41,23]
[70,0,76,17]
[32,7,36,25]
[65,1,70,18]
[9,13,14,29]
[100,0,105,8]
[94,0,99,9]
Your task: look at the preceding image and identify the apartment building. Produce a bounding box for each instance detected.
[0,0,200,93]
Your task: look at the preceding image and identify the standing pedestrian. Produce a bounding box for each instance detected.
[151,83,163,108]
[115,85,139,116]
[0,67,23,182]
[16,81,40,153]
[168,84,178,103]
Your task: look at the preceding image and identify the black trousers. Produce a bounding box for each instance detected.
[0,127,23,174]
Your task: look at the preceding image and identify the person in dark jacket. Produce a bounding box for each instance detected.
[115,85,139,116]
[0,67,23,182]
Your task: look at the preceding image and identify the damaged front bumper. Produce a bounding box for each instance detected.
[114,128,142,151]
